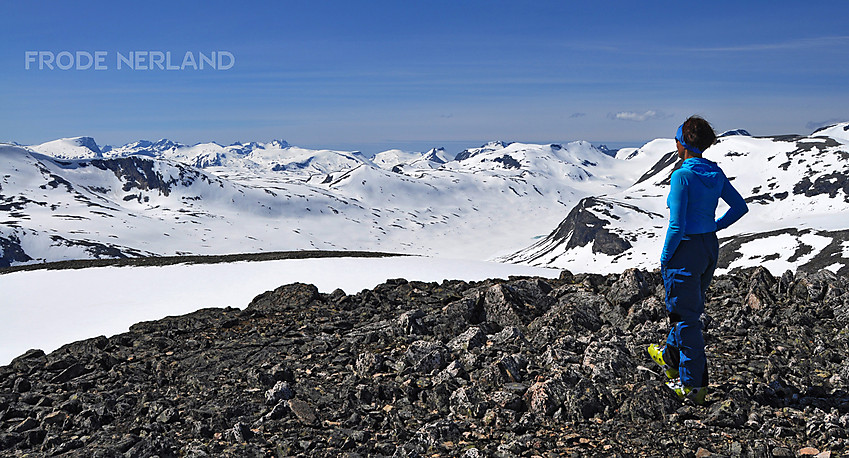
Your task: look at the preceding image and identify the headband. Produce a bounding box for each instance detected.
[676,123,703,155]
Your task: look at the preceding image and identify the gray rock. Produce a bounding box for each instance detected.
[528,290,605,339]
[581,338,635,382]
[497,354,527,383]
[397,309,427,335]
[562,378,613,421]
[464,448,483,458]
[355,351,385,377]
[490,390,524,411]
[245,282,320,314]
[483,284,525,328]
[450,385,489,418]
[442,360,466,379]
[606,268,653,308]
[404,340,448,373]
[414,419,460,449]
[447,327,487,351]
[265,380,294,405]
[229,421,252,443]
[746,266,777,309]
[523,369,578,416]
[491,325,526,345]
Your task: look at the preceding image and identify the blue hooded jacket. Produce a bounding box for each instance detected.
[660,157,748,265]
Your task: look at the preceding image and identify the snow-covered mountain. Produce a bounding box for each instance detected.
[500,123,849,276]
[4,123,849,276]
[1,137,632,267]
[28,137,103,159]
[103,139,185,157]
[373,147,450,171]
[103,139,377,180]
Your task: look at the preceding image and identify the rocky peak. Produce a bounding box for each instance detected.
[423,148,447,164]
[2,266,848,456]
[719,129,752,137]
[454,141,513,161]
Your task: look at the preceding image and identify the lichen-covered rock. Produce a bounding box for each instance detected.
[447,326,487,352]
[265,381,294,405]
[404,340,448,374]
[355,351,385,377]
[244,282,320,314]
[606,267,654,308]
[397,309,427,335]
[483,284,525,329]
[746,266,777,309]
[523,369,580,416]
[581,337,635,382]
[527,290,605,341]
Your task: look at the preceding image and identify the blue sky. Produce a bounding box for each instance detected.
[1,1,847,155]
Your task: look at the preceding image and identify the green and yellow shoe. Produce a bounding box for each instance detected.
[647,344,679,379]
[666,378,707,405]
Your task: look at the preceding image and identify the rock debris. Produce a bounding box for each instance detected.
[2,266,849,456]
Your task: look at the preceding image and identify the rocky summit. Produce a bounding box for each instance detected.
[2,267,849,457]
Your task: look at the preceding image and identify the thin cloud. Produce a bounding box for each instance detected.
[570,112,587,118]
[610,110,665,122]
[694,36,849,53]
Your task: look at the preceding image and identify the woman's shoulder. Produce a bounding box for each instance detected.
[670,165,694,179]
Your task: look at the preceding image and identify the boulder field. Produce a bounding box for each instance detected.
[2,266,849,457]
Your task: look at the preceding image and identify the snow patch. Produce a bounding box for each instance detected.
[0,256,559,365]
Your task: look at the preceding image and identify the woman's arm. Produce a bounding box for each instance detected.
[715,178,748,231]
[661,171,688,265]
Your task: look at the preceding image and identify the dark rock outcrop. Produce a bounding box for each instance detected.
[2,268,849,456]
[549,197,633,256]
[0,234,32,268]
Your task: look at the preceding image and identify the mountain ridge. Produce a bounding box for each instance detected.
[2,138,635,267]
[4,122,849,275]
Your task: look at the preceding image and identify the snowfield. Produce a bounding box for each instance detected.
[0,255,559,366]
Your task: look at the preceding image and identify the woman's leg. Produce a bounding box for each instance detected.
[663,236,711,387]
[666,319,705,386]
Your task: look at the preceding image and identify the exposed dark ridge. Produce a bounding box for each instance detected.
[754,134,804,142]
[0,250,408,275]
[547,197,633,256]
[633,150,680,187]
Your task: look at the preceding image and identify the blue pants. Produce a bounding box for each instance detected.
[662,232,718,387]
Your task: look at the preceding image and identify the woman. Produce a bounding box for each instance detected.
[648,116,748,405]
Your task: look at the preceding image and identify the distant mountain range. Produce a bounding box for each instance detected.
[3,122,849,276]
